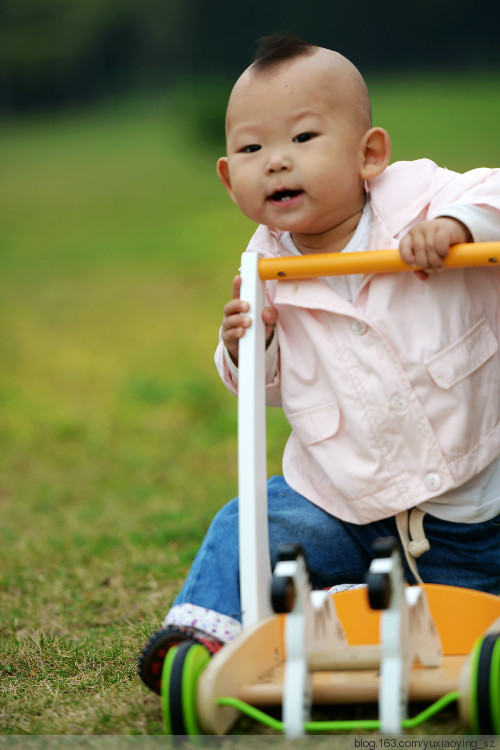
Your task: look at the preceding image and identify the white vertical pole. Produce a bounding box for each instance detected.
[238,252,272,628]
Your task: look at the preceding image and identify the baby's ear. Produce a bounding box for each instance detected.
[359,128,391,181]
[217,157,236,203]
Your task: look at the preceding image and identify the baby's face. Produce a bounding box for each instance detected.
[218,55,368,241]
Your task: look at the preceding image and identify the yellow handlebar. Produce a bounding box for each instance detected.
[258,242,500,281]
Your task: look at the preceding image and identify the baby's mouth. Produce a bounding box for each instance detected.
[268,189,303,203]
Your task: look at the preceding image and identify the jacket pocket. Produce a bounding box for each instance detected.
[285,401,340,446]
[425,318,498,389]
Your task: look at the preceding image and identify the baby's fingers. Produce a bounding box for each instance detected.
[399,233,418,267]
[400,228,445,271]
[223,296,250,320]
[222,311,251,338]
[231,275,242,300]
[262,306,278,344]
[262,306,278,326]
[222,299,252,360]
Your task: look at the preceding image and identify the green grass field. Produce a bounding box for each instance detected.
[1,71,499,736]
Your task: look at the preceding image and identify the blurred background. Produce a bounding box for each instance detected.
[1,0,499,116]
[1,0,500,734]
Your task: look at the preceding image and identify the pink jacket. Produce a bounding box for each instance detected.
[215,160,500,523]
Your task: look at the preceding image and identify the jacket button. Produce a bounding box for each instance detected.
[389,394,408,412]
[425,472,442,491]
[352,319,368,335]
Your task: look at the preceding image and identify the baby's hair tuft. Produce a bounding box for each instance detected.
[252,32,316,72]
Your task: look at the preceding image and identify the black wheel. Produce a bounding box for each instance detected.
[138,626,194,695]
[161,641,210,735]
[466,633,500,734]
[271,574,296,613]
[366,570,391,610]
[277,542,305,562]
[372,537,397,558]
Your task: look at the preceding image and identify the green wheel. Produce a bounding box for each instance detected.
[467,633,500,734]
[161,642,210,735]
[490,636,500,734]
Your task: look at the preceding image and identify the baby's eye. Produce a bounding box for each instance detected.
[240,144,261,153]
[293,132,317,143]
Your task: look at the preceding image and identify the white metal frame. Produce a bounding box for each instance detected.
[238,252,272,627]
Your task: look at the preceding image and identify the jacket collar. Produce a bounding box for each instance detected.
[271,199,399,314]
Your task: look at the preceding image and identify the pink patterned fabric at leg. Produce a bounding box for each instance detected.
[163,603,242,643]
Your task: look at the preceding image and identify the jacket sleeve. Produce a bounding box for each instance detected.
[214,332,282,406]
[427,167,500,220]
[433,204,500,242]
[369,160,500,238]
[214,338,239,396]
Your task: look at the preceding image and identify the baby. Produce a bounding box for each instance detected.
[139,33,500,695]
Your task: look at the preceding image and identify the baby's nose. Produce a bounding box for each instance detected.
[266,152,291,174]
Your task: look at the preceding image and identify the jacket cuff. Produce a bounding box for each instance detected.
[434,204,500,243]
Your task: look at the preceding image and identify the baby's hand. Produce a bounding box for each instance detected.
[399,217,472,280]
[222,276,278,365]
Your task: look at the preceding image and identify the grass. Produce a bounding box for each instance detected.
[0,71,499,737]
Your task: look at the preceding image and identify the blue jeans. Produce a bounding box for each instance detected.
[174,475,500,622]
